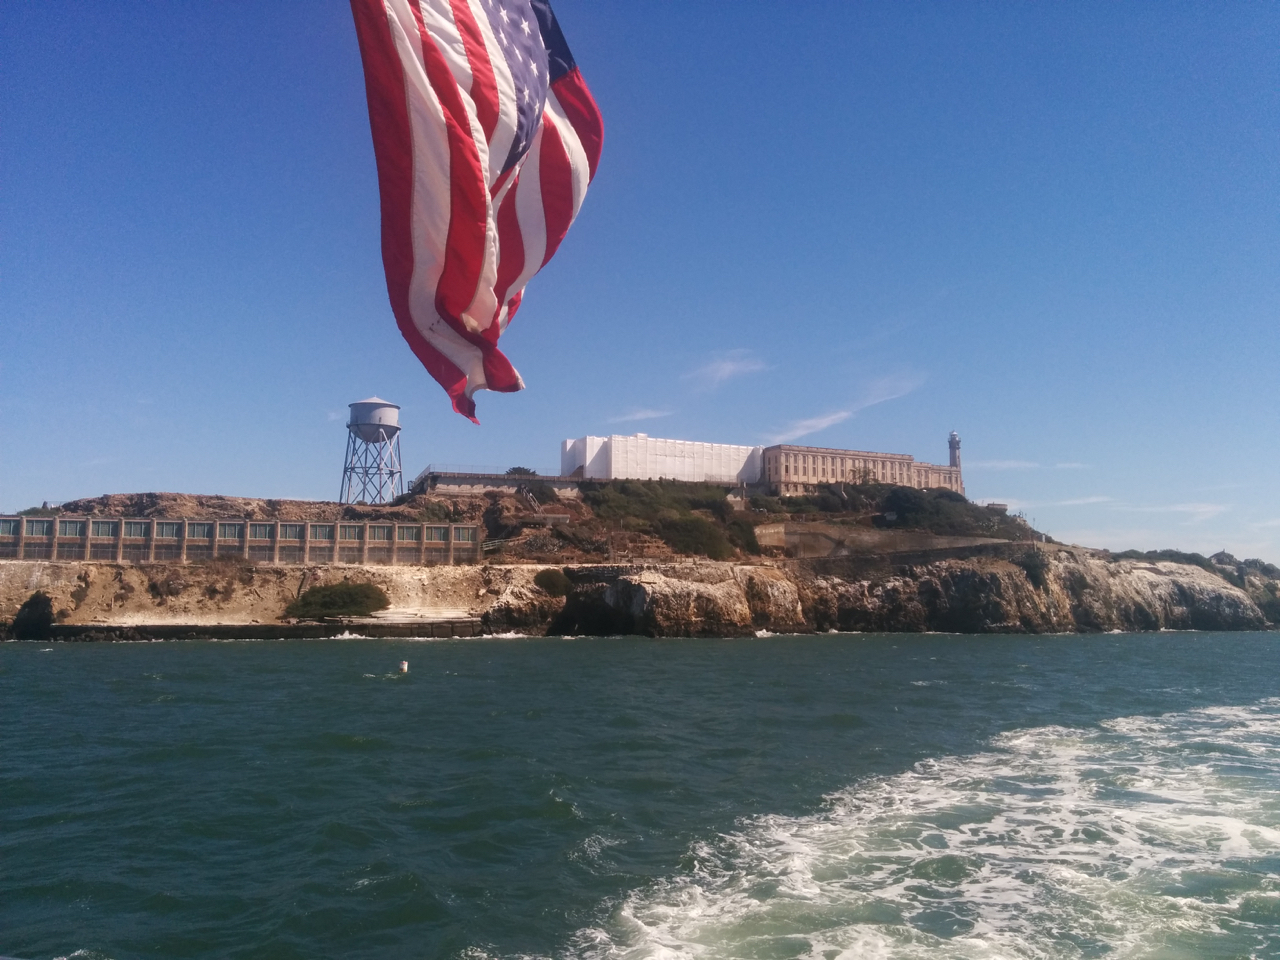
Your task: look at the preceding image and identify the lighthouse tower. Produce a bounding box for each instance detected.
[948,431,962,469]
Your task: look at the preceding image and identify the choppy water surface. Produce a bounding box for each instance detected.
[3,634,1279,960]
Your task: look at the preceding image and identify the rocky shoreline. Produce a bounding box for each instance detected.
[497,552,1270,636]
[3,548,1272,640]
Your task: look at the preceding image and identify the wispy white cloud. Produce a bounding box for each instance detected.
[1035,498,1226,523]
[1124,502,1230,524]
[851,372,927,411]
[763,372,926,445]
[608,408,672,424]
[1251,518,1280,529]
[968,460,1040,470]
[766,411,853,444]
[684,349,766,389]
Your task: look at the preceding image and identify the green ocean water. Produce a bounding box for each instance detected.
[2,633,1279,960]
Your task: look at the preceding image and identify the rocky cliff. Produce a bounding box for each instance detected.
[1,549,1270,639]
[541,551,1268,636]
[798,553,1267,634]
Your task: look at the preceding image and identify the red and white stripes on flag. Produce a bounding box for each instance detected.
[351,0,603,421]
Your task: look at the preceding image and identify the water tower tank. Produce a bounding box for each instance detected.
[347,398,401,443]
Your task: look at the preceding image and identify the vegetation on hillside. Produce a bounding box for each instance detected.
[570,478,1042,560]
[876,487,1033,538]
[418,500,466,523]
[285,582,389,620]
[579,480,758,559]
[1255,587,1280,625]
[757,483,1033,540]
[1245,558,1280,578]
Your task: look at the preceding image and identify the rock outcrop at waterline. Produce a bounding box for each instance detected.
[0,550,1270,638]
[538,553,1268,636]
[799,554,1267,635]
[534,565,807,637]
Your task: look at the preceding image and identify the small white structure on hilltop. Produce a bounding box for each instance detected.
[340,397,404,504]
[561,433,763,485]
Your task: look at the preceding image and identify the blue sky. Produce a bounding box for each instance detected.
[2,2,1277,560]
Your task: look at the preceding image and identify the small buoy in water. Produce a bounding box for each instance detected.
[399,661,409,674]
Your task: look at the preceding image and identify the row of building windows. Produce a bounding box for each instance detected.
[765,449,960,490]
[1,520,476,542]
[777,462,909,480]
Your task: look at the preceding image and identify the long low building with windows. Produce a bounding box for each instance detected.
[0,516,482,565]
[763,432,964,496]
[561,431,964,496]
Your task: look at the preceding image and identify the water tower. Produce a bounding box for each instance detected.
[339,398,404,504]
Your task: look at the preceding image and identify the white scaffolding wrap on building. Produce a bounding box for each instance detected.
[561,434,763,484]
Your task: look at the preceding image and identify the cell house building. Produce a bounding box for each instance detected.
[561,432,964,496]
[762,432,964,496]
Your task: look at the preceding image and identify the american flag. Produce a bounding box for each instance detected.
[351,0,603,421]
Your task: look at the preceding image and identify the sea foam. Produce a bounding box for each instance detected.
[565,700,1280,959]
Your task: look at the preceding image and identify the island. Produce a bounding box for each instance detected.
[1,480,1276,639]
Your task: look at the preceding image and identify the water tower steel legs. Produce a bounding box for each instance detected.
[339,429,404,505]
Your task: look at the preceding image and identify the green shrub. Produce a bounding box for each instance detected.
[872,486,1031,539]
[418,500,463,523]
[725,516,761,554]
[814,493,844,513]
[285,582,389,620]
[581,479,1041,548]
[1244,558,1280,579]
[580,479,729,523]
[655,516,733,560]
[525,481,559,505]
[13,591,54,640]
[533,568,572,597]
[779,483,886,515]
[782,498,821,515]
[575,480,766,558]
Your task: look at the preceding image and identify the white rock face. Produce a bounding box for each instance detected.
[801,554,1267,634]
